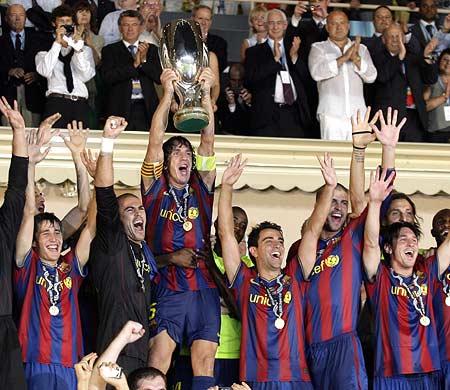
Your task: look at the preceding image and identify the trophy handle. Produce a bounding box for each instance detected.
[201,42,209,68]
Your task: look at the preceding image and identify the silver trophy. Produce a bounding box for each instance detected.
[159,19,209,133]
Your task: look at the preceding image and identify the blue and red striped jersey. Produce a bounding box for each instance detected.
[231,260,311,383]
[13,249,85,367]
[365,258,441,377]
[141,171,215,291]
[433,265,450,364]
[303,209,367,344]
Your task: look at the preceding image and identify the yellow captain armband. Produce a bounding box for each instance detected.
[141,160,164,179]
[196,154,216,171]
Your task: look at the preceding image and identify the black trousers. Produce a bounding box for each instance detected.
[43,96,90,129]
[254,103,305,138]
[126,100,150,131]
[400,109,425,142]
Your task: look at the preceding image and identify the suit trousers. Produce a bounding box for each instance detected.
[126,99,150,131]
[43,96,90,129]
[255,103,305,138]
[400,109,425,142]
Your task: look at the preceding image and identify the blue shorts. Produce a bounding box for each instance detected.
[307,332,368,390]
[247,381,313,390]
[168,355,239,388]
[24,362,76,390]
[151,287,220,346]
[440,361,449,390]
[374,371,441,390]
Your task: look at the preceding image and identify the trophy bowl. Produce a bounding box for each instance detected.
[159,19,210,133]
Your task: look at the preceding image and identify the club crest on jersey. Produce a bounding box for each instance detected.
[284,291,292,304]
[58,262,71,274]
[63,277,72,289]
[311,255,341,276]
[188,207,199,219]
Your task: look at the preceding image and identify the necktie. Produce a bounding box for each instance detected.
[58,50,75,93]
[128,44,136,58]
[277,43,295,105]
[15,33,21,52]
[425,24,434,40]
[317,21,324,30]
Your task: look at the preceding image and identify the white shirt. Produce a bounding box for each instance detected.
[309,38,377,118]
[139,30,159,46]
[35,42,95,98]
[99,10,123,46]
[420,19,437,41]
[267,38,298,104]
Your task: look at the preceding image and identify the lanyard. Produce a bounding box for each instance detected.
[129,243,147,293]
[258,274,285,330]
[169,185,190,221]
[42,263,60,316]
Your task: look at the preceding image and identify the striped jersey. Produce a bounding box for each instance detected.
[13,249,85,367]
[141,171,215,291]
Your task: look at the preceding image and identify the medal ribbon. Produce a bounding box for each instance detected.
[169,185,190,223]
[259,274,284,322]
[129,244,147,293]
[42,264,60,309]
[391,268,428,321]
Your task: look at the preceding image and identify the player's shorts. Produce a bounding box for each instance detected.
[150,287,220,346]
[0,316,26,390]
[374,371,441,390]
[307,331,368,390]
[246,381,314,390]
[441,361,450,390]
[24,362,77,390]
[168,355,239,389]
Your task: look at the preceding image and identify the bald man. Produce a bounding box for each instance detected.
[309,11,376,141]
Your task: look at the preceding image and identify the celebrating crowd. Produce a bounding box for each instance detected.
[2,0,450,142]
[0,1,449,390]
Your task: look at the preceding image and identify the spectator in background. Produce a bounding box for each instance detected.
[101,10,161,131]
[192,5,228,73]
[35,5,95,128]
[240,5,267,62]
[217,63,252,135]
[138,0,161,46]
[372,24,438,142]
[7,0,61,31]
[245,8,311,138]
[74,0,104,127]
[99,0,138,46]
[309,11,376,140]
[0,4,49,127]
[424,48,450,142]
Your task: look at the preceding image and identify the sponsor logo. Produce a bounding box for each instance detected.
[311,255,341,276]
[390,284,428,297]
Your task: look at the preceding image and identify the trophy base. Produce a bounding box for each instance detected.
[174,107,210,133]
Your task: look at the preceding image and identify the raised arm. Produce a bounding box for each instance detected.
[15,127,53,266]
[370,107,405,170]
[89,321,145,390]
[141,69,178,193]
[218,154,247,282]
[60,121,91,240]
[196,67,216,191]
[363,168,395,280]
[95,117,128,188]
[75,193,96,268]
[350,107,378,216]
[299,153,337,278]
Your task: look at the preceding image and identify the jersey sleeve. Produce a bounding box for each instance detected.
[364,261,383,304]
[13,249,34,301]
[94,186,123,253]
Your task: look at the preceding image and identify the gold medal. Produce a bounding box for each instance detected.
[420,316,430,327]
[446,296,450,307]
[183,221,193,231]
[49,306,59,316]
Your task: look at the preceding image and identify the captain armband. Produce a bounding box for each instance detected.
[196,154,216,171]
[141,160,163,179]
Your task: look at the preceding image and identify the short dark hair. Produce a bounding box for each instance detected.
[117,193,140,204]
[162,136,196,171]
[382,221,421,264]
[439,48,450,68]
[374,5,393,17]
[247,221,283,263]
[34,212,63,242]
[52,5,73,22]
[118,10,144,26]
[315,182,348,201]
[128,367,167,390]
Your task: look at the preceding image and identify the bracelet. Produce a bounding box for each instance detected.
[353,145,366,150]
[101,137,115,153]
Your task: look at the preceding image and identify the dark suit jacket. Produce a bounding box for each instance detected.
[244,40,311,134]
[206,33,227,73]
[101,41,162,120]
[286,19,328,62]
[410,21,439,52]
[371,48,438,129]
[0,29,50,113]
